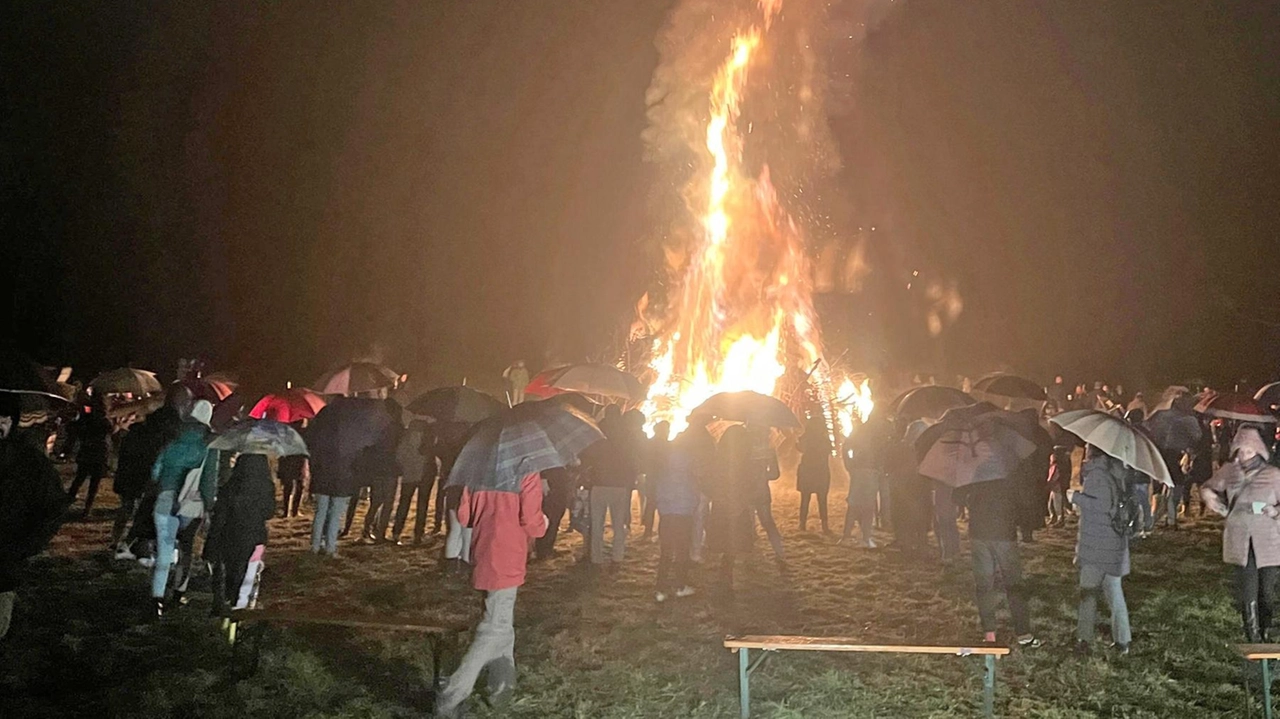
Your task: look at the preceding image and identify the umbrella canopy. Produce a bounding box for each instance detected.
[310,396,392,458]
[1256,382,1280,413]
[407,386,504,425]
[250,388,328,423]
[1152,385,1192,412]
[0,350,75,416]
[689,391,800,429]
[1195,392,1277,424]
[1144,409,1203,452]
[524,364,645,402]
[888,386,976,422]
[178,377,237,403]
[915,408,1038,487]
[90,368,162,397]
[208,419,309,457]
[314,362,398,396]
[973,374,1047,401]
[447,402,603,493]
[1051,409,1172,487]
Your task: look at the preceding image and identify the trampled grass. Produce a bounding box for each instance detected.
[0,468,1259,718]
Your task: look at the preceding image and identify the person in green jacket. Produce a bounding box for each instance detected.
[149,399,215,617]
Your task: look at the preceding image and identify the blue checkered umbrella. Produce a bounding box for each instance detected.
[446,402,603,493]
[209,419,309,457]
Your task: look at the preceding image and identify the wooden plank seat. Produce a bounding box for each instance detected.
[1237,644,1280,719]
[724,635,1011,719]
[228,609,465,686]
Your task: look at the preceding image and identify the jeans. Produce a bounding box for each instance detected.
[589,486,631,564]
[751,489,786,562]
[1154,483,1183,527]
[1237,544,1280,636]
[656,514,693,593]
[68,461,106,515]
[279,475,305,517]
[640,475,657,535]
[436,587,519,714]
[799,491,829,531]
[1134,481,1153,531]
[445,509,472,562]
[971,539,1030,635]
[1047,489,1066,523]
[933,485,961,560]
[111,496,139,546]
[691,495,709,561]
[363,476,398,539]
[1078,564,1131,645]
[152,494,202,599]
[311,494,351,556]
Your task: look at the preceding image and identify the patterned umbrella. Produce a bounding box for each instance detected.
[1195,392,1277,424]
[447,402,603,493]
[407,386,504,425]
[314,362,398,396]
[90,368,163,397]
[1051,409,1172,487]
[916,409,1037,487]
[249,388,328,423]
[524,364,645,402]
[690,391,800,429]
[208,419,309,457]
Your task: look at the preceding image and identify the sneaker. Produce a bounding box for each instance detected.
[114,544,137,561]
[1016,634,1042,649]
[138,556,156,568]
[675,586,697,598]
[655,592,668,603]
[1109,642,1130,655]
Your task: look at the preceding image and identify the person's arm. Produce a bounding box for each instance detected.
[519,472,549,539]
[1201,465,1231,517]
[457,486,473,527]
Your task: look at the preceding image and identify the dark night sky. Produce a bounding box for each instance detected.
[4,1,1278,390]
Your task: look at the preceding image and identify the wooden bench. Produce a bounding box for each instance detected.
[724,635,1011,719]
[229,609,465,686]
[1238,644,1280,719]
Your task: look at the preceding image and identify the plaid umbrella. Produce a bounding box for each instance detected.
[1052,409,1172,487]
[407,386,503,425]
[447,402,603,493]
[90,368,163,397]
[314,362,398,396]
[209,419,309,457]
[916,410,1037,488]
[249,388,328,423]
[690,391,800,429]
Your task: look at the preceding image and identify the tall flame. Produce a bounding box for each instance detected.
[642,0,830,435]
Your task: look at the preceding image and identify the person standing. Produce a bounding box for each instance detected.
[1071,446,1133,654]
[955,477,1040,647]
[1201,426,1280,642]
[0,394,68,641]
[1046,446,1072,527]
[840,419,882,548]
[392,418,435,545]
[277,421,309,518]
[744,425,786,566]
[359,400,403,543]
[796,415,832,534]
[707,426,755,592]
[434,472,547,719]
[204,453,275,615]
[111,403,182,557]
[502,361,530,406]
[651,421,700,602]
[67,394,112,519]
[534,465,576,561]
[581,436,633,567]
[149,399,216,617]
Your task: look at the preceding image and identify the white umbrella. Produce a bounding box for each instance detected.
[1049,409,1173,487]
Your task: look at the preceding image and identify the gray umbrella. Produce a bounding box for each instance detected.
[447,402,603,493]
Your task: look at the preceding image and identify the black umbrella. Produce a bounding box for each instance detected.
[407,386,504,425]
[0,349,74,415]
[888,386,976,422]
[308,396,392,461]
[447,402,603,493]
[973,374,1047,401]
[689,391,800,429]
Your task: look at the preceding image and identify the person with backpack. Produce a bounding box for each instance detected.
[1201,426,1280,641]
[148,399,216,618]
[1070,445,1134,655]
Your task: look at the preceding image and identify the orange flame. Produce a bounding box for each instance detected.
[643,0,835,435]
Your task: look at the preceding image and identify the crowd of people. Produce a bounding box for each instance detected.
[2,365,1280,717]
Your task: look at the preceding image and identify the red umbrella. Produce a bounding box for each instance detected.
[250,388,328,423]
[524,364,645,402]
[1194,392,1277,423]
[178,376,237,403]
[524,369,567,400]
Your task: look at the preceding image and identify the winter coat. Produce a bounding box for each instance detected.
[204,454,276,565]
[1202,458,1280,568]
[150,422,215,506]
[1071,453,1131,577]
[114,407,182,499]
[842,426,883,510]
[459,472,547,591]
[796,428,832,494]
[653,439,703,516]
[580,438,635,489]
[958,478,1021,542]
[396,420,430,485]
[0,439,68,592]
[73,408,113,467]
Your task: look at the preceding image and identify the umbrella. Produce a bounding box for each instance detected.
[887,385,976,422]
[314,362,398,396]
[1051,409,1172,487]
[1256,382,1280,413]
[543,391,602,416]
[973,374,1047,401]
[1152,385,1192,412]
[90,368,163,397]
[1195,392,1277,424]
[407,386,504,425]
[250,388,328,423]
[208,419,309,457]
[916,409,1038,487]
[0,349,75,415]
[689,391,800,429]
[447,401,603,493]
[178,377,237,403]
[1144,408,1203,452]
[309,396,392,459]
[524,364,645,402]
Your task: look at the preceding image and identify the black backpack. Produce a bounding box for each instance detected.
[1109,467,1144,540]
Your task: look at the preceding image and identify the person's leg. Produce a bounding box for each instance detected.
[326,496,350,556]
[934,487,960,560]
[82,467,104,516]
[1102,574,1132,646]
[0,590,15,641]
[311,494,331,552]
[171,517,202,595]
[841,495,857,539]
[68,463,91,500]
[412,480,431,542]
[656,517,675,594]
[151,510,180,599]
[671,515,694,589]
[1138,482,1153,531]
[432,476,447,534]
[858,502,876,547]
[436,587,519,715]
[754,492,786,562]
[111,496,138,546]
[342,489,361,536]
[970,540,999,636]
[995,541,1031,637]
[1260,565,1280,640]
[590,489,608,564]
[609,487,629,563]
[817,491,830,532]
[1239,546,1264,640]
[392,480,416,540]
[535,486,568,558]
[691,495,709,562]
[1077,564,1103,643]
[799,492,811,530]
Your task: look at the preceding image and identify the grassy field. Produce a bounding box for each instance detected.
[0,465,1261,719]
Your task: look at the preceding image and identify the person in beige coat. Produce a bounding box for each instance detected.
[1201,426,1280,641]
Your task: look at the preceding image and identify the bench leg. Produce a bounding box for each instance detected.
[982,654,996,719]
[738,648,751,719]
[1265,658,1273,719]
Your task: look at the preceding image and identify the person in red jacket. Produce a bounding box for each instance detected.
[435,472,548,718]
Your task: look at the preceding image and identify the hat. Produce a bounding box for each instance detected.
[1232,426,1271,462]
[190,399,214,428]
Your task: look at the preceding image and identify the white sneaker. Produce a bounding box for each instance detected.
[114,544,137,561]
[655,592,668,603]
[138,556,156,568]
[675,586,697,598]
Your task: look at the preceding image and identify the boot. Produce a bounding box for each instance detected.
[1244,601,1262,642]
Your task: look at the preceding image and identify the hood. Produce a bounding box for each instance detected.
[1232,426,1272,462]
